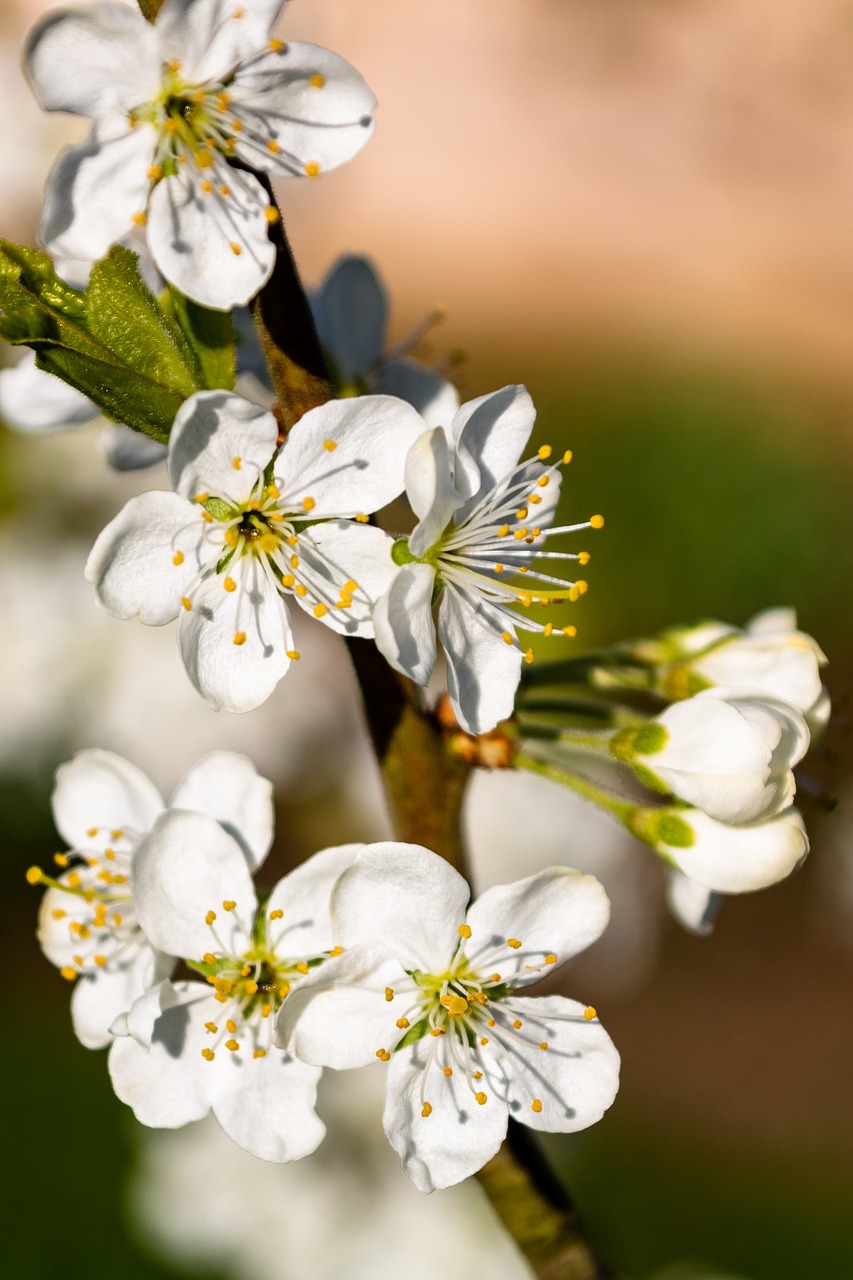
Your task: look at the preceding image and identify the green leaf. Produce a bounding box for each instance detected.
[0,240,205,442]
[168,285,236,391]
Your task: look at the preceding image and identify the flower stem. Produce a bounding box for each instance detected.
[516,752,636,825]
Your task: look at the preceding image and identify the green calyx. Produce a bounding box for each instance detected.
[609,721,669,762]
[627,806,696,856]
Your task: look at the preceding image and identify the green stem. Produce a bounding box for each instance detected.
[516,752,636,826]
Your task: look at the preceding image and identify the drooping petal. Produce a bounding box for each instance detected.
[125,975,189,1049]
[230,43,376,178]
[132,810,257,959]
[155,0,285,83]
[86,490,210,626]
[374,360,460,432]
[406,429,464,558]
[178,556,294,713]
[289,521,398,638]
[493,996,620,1135]
[211,1050,324,1163]
[311,255,387,380]
[276,943,407,1069]
[665,873,723,936]
[660,806,809,893]
[52,748,164,851]
[450,385,536,502]
[275,396,422,516]
[464,869,611,987]
[25,3,159,117]
[100,426,167,471]
[168,391,278,502]
[373,562,437,686]
[71,946,172,1050]
[39,120,155,262]
[0,353,97,431]
[147,166,276,310]
[383,1038,508,1192]
[170,752,274,870]
[438,587,523,735]
[331,843,469,972]
[266,844,362,958]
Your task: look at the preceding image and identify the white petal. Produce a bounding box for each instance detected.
[39,120,154,262]
[406,429,463,558]
[450,385,536,502]
[86,490,208,626]
[72,947,172,1050]
[276,943,407,1069]
[374,360,460,432]
[125,976,189,1049]
[290,521,398,638]
[494,996,620,1134]
[212,1050,324,1163]
[170,752,274,871]
[168,391,278,501]
[230,43,376,177]
[100,426,167,471]
[373,563,437,686]
[155,0,285,82]
[178,557,294,713]
[661,806,809,893]
[147,166,275,309]
[25,3,158,117]
[665,873,723,936]
[464,869,611,988]
[275,395,422,516]
[132,810,257,959]
[311,255,386,380]
[332,843,469,972]
[383,1038,508,1192]
[266,844,362,958]
[0,353,97,431]
[52,748,164,850]
[438,587,522,735]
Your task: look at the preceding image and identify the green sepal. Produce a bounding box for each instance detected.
[395,1017,431,1050]
[167,285,236,391]
[0,240,204,442]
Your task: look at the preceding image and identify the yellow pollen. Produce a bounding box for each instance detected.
[441,994,469,1017]
[222,900,236,912]
[242,979,257,996]
[204,1022,218,1034]
[219,183,231,196]
[563,625,577,638]
[544,623,554,637]
[584,1006,597,1021]
[267,139,281,154]
[590,514,604,529]
[487,1018,496,1028]
[258,533,278,555]
[214,978,233,996]
[60,966,77,982]
[172,550,185,567]
[132,211,147,226]
[229,242,242,256]
[206,911,217,925]
[147,164,163,181]
[375,1048,391,1061]
[540,1041,549,1050]
[429,1028,442,1037]
[261,1004,272,1018]
[458,923,472,939]
[421,1103,432,1117]
[355,513,370,523]
[532,1099,543,1113]
[513,1019,523,1029]
[201,179,213,194]
[203,953,216,964]
[301,496,316,513]
[508,938,522,950]
[181,596,192,611]
[216,91,231,110]
[545,954,558,964]
[537,474,550,488]
[163,118,179,134]
[286,650,301,660]
[563,450,573,464]
[296,962,310,975]
[281,574,295,588]
[269,908,284,920]
[330,946,342,957]
[324,439,337,451]
[501,631,513,645]
[529,494,542,505]
[25,866,42,885]
[310,73,326,88]
[73,955,84,966]
[231,118,243,132]
[105,849,115,861]
[494,563,504,574]
[225,1039,240,1052]
[385,987,395,1002]
[264,204,280,223]
[51,909,66,920]
[294,584,308,597]
[94,954,107,968]
[396,1017,410,1029]
[480,1036,489,1046]
[305,162,321,177]
[538,445,553,460]
[475,1092,488,1105]
[233,632,247,646]
[226,1019,237,1033]
[578,551,591,566]
[343,579,359,593]
[524,649,535,665]
[313,603,328,618]
[443,1066,453,1077]
[253,1048,266,1058]
[201,1048,215,1061]
[576,580,589,594]
[67,871,82,889]
[86,827,98,838]
[473,1071,483,1080]
[112,913,122,927]
[269,37,284,51]
[290,555,299,569]
[223,577,237,593]
[225,529,238,546]
[195,149,214,169]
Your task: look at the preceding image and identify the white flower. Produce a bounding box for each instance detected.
[373,385,602,734]
[278,843,620,1193]
[310,255,460,428]
[109,817,359,1162]
[664,873,723,937]
[85,389,423,711]
[34,747,273,1048]
[26,0,376,307]
[660,609,829,734]
[621,688,810,824]
[644,804,809,894]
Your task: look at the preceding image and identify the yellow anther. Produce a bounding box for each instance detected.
[226,1019,237,1033]
[584,1006,597,1021]
[538,445,553,460]
[231,118,244,132]
[245,980,259,994]
[443,1066,453,1077]
[324,439,337,451]
[105,849,115,861]
[385,987,395,1002]
[296,962,310,975]
[290,555,299,569]
[305,161,321,177]
[529,494,542,505]
[201,179,213,194]
[163,118,179,134]
[222,900,236,912]
[267,139,281,154]
[219,184,231,197]
[375,1048,391,1061]
[479,1037,489,1046]
[51,908,66,920]
[545,953,557,964]
[216,91,231,110]
[396,1017,410,1029]
[475,1092,488,1105]
[590,514,604,529]
[494,563,504,574]
[539,1041,549,1050]
[193,148,214,169]
[513,1019,523,1029]
[223,577,237,593]
[501,631,513,645]
[67,871,82,889]
[563,450,573,464]
[514,528,528,541]
[524,649,534,665]
[517,592,533,607]
[225,1039,240,1052]
[507,938,522,950]
[225,528,239,546]
[537,474,550,487]
[94,954,107,968]
[301,496,316,513]
[205,911,217,925]
[261,1004,272,1018]
[253,1048,266,1059]
[171,550,185,568]
[330,946,342,956]
[147,164,163,181]
[313,603,328,618]
[233,632,247,646]
[25,866,42,885]
[429,1028,442,1037]
[497,524,510,538]
[355,513,370,523]
[278,985,290,998]
[132,211,147,226]
[286,650,301,661]
[421,1102,432,1117]
[60,966,77,982]
[86,827,99,838]
[532,1098,543,1113]
[281,574,295,588]
[576,580,589,594]
[181,596,192,611]
[441,994,469,1017]
[269,908,284,920]
[112,914,122,927]
[214,978,234,996]
[257,533,277,555]
[204,1022,218,1034]
[562,625,577,638]
[472,1071,483,1081]
[544,623,554,637]
[201,1048,216,1061]
[73,954,84,966]
[294,584,308,597]
[269,37,284,51]
[263,204,280,224]
[578,551,591,566]
[229,242,242,256]
[310,73,326,88]
[516,507,528,521]
[458,923,472,939]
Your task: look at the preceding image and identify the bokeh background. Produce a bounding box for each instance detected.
[2,1,852,1278]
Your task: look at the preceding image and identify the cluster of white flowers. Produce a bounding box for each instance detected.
[30,748,619,1186]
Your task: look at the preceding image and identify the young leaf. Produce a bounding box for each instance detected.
[167,286,236,391]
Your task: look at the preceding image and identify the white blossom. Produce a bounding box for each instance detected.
[26,0,376,307]
[646,804,809,894]
[374,385,602,734]
[278,843,620,1193]
[86,389,423,712]
[34,747,273,1048]
[110,818,359,1162]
